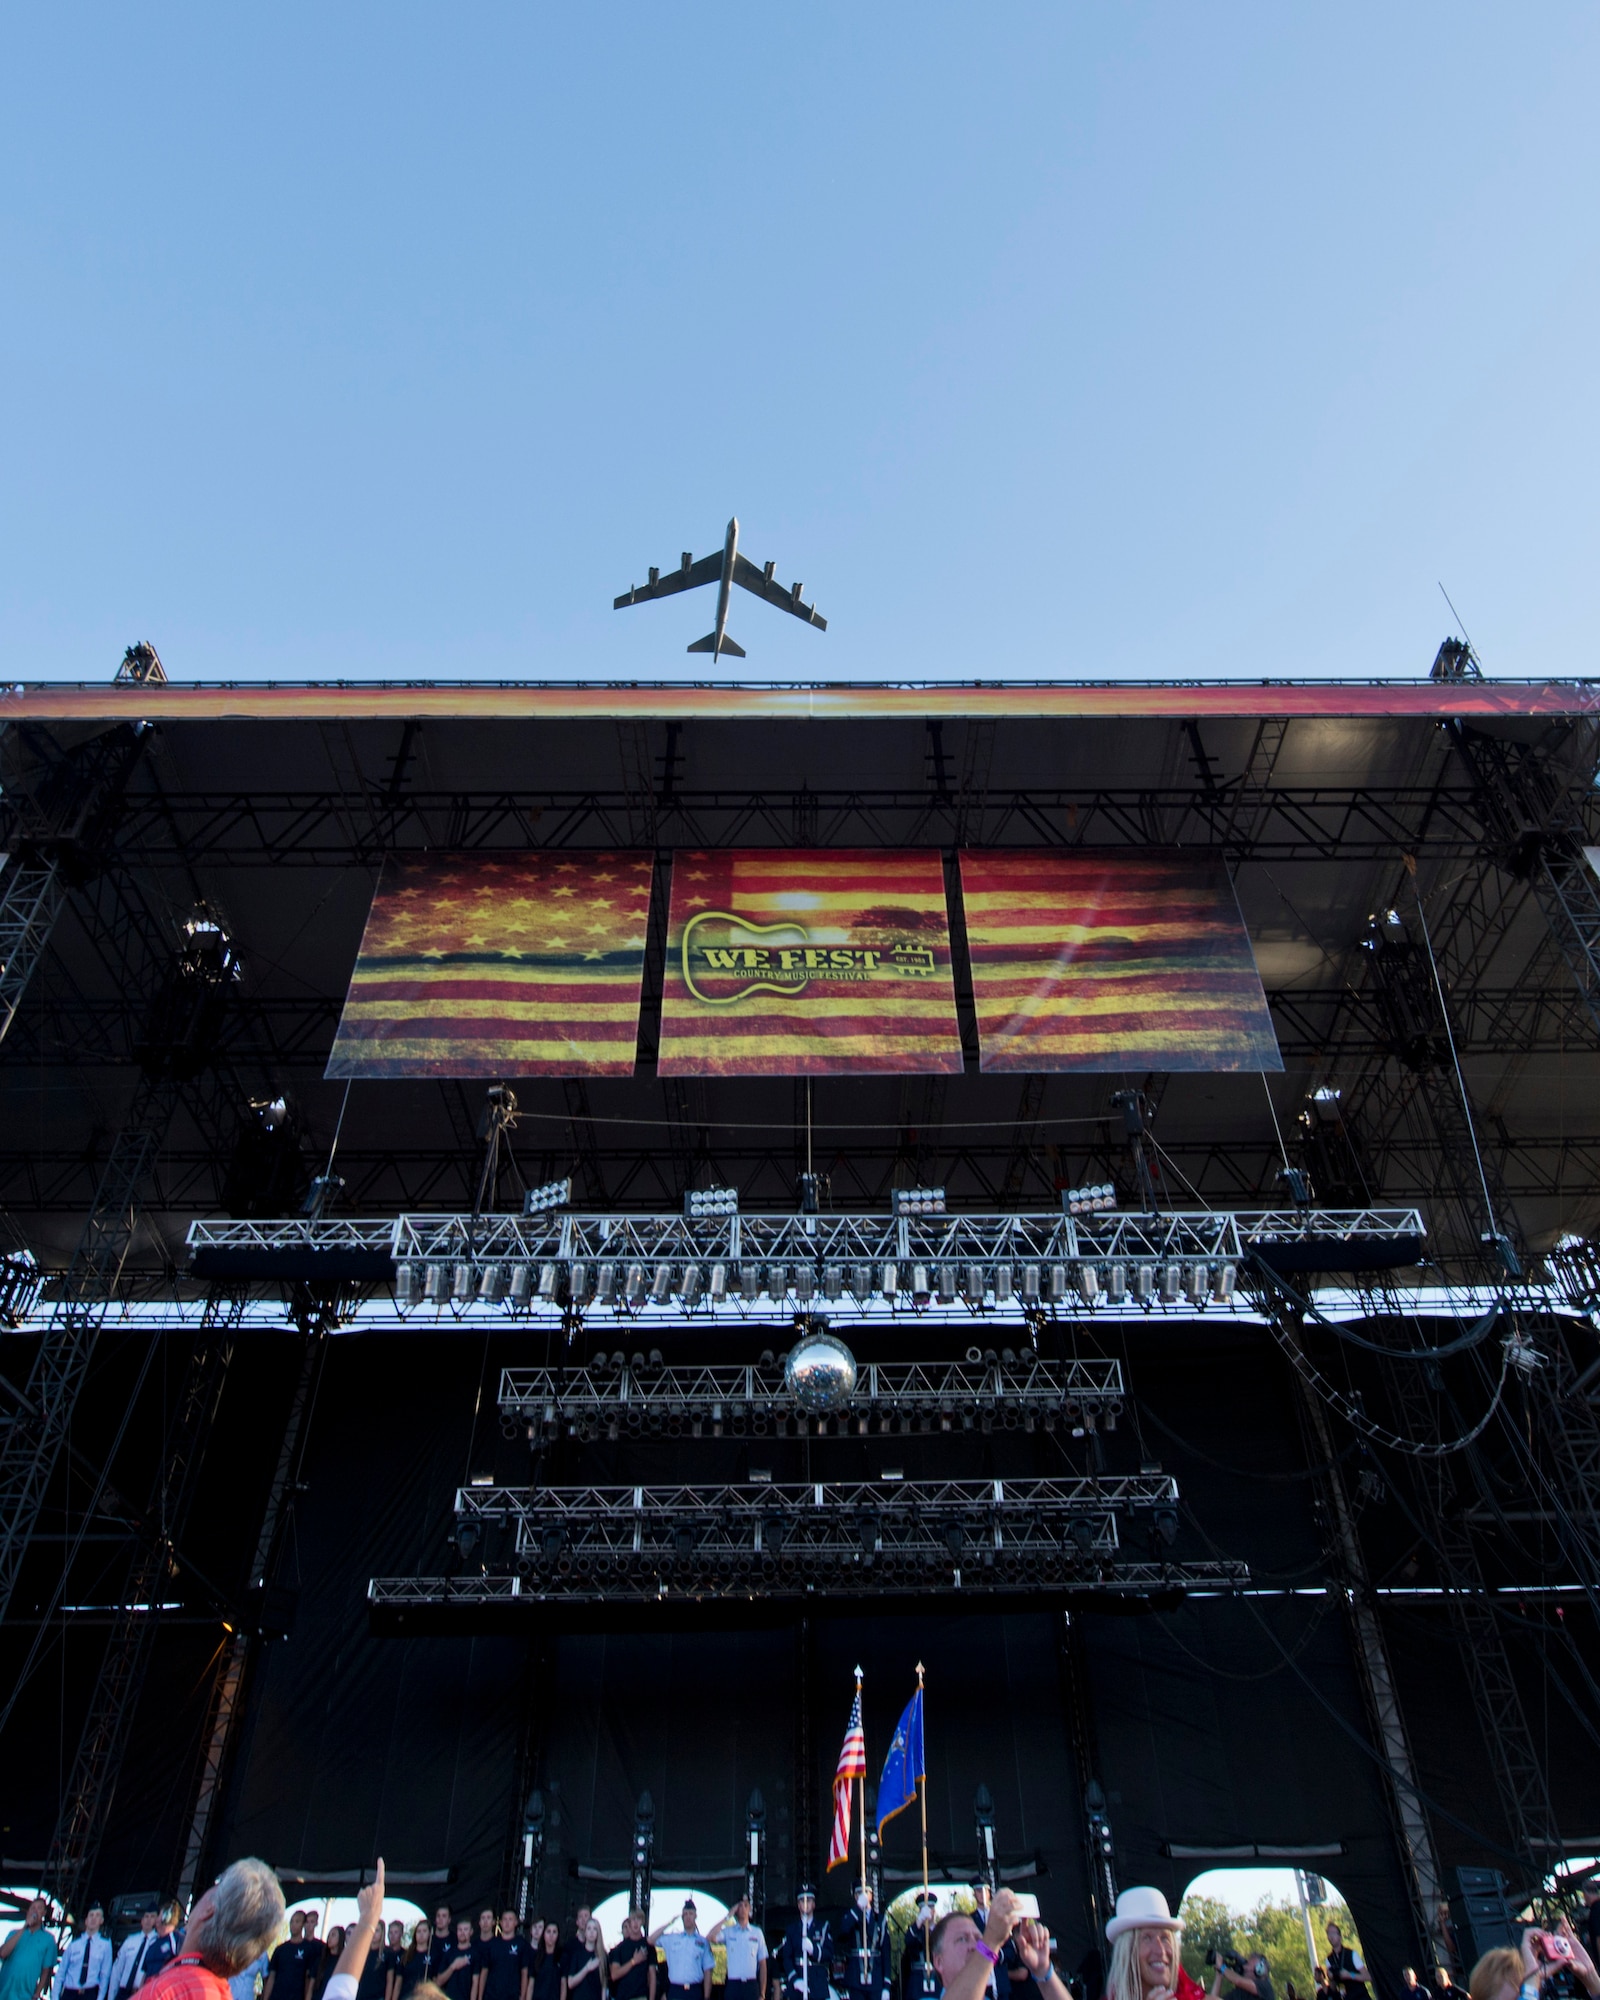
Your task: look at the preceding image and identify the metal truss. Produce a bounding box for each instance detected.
[5,982,1592,1075]
[177,1332,325,1900]
[361,1471,1242,1604]
[179,1203,1422,1324]
[498,1354,1126,1440]
[1283,1322,1441,1960]
[1377,1353,1562,1878]
[0,1068,183,1630]
[0,856,65,1046]
[44,1297,240,1917]
[2,1126,1588,1222]
[94,782,1503,867]
[1444,718,1600,1037]
[369,1557,1251,1609]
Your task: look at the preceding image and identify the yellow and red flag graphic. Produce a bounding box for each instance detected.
[959,849,1282,1072]
[658,849,962,1075]
[326,851,654,1078]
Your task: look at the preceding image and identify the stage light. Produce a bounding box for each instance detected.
[1212,1263,1236,1302]
[880,1261,898,1296]
[1048,1266,1069,1302]
[685,1186,739,1219]
[424,1263,448,1301]
[964,1263,984,1304]
[681,1264,703,1304]
[569,1262,590,1300]
[794,1268,814,1303]
[302,1173,344,1222]
[650,1263,672,1303]
[709,1263,727,1298]
[595,1263,617,1302]
[937,1265,957,1303]
[1184,1263,1207,1305]
[893,1186,946,1215]
[518,1178,572,1217]
[1154,1505,1179,1547]
[1063,1183,1116,1214]
[1160,1262,1181,1302]
[507,1263,531,1303]
[852,1263,873,1298]
[1278,1165,1314,1206]
[910,1263,931,1304]
[451,1263,474,1301]
[479,1264,505,1302]
[1075,1263,1100,1303]
[994,1263,1014,1301]
[532,1262,556,1301]
[1132,1263,1154,1301]
[797,1172,822,1214]
[767,1264,787,1298]
[823,1264,843,1300]
[739,1263,761,1298]
[1021,1264,1041,1301]
[1106,1263,1127,1301]
[395,1265,417,1304]
[456,1520,480,1559]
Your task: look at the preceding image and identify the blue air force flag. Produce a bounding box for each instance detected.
[876,1685,925,1834]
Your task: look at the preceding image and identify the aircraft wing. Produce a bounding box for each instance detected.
[614,551,724,609]
[731,553,827,630]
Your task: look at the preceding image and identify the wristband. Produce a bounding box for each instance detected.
[973,1944,1000,1967]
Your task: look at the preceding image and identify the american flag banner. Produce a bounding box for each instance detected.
[828,1686,868,1871]
[958,848,1283,1073]
[326,850,655,1077]
[658,848,962,1076]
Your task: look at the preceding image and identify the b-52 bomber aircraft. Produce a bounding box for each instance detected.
[613,517,826,662]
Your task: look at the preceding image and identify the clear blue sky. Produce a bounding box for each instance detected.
[4,7,1598,684]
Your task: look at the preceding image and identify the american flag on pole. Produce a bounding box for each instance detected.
[828,1685,867,1871]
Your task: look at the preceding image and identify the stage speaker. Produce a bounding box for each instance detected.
[1453,1867,1520,1962]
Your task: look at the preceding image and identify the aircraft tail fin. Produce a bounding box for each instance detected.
[686,631,745,657]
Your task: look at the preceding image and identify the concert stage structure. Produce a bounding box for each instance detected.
[2,661,1600,1986]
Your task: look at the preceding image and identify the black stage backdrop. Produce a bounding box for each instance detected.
[16,1315,1592,1993]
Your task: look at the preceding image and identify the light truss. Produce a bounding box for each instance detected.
[368,1557,1253,1608]
[498,1354,1126,1440]
[4,982,1591,1070]
[183,1204,1425,1325]
[89,783,1503,867]
[368,1472,1229,1603]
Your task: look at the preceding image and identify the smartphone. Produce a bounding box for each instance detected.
[1009,1895,1041,1921]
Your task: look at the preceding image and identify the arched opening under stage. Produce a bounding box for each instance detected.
[1178,1868,1365,2000]
[886,1884,985,1974]
[590,1889,731,1947]
[286,1895,429,1943]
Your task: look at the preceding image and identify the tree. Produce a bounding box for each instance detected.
[1180,1897,1367,2000]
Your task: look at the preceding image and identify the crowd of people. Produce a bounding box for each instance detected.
[6,1866,1600,2000]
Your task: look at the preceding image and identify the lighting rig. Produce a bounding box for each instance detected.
[185,1199,1426,1329]
[499,1354,1126,1442]
[367,1471,1246,1607]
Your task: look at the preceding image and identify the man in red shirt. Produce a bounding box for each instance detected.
[141,1863,290,2000]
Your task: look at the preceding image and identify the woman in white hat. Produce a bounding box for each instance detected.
[1103,1890,1205,2000]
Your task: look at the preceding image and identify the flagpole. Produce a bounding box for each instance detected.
[855,1664,868,1898]
[916,1662,930,1970]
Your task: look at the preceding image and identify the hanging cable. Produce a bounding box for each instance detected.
[323,1077,353,1181]
[1413,884,1500,1238]
[1262,1289,1513,1456]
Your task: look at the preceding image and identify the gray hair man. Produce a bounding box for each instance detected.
[184,1861,289,1982]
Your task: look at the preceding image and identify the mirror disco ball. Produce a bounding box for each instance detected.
[784,1330,858,1412]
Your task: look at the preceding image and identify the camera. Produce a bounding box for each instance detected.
[1205,1951,1247,1974]
[1533,1936,1575,1967]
